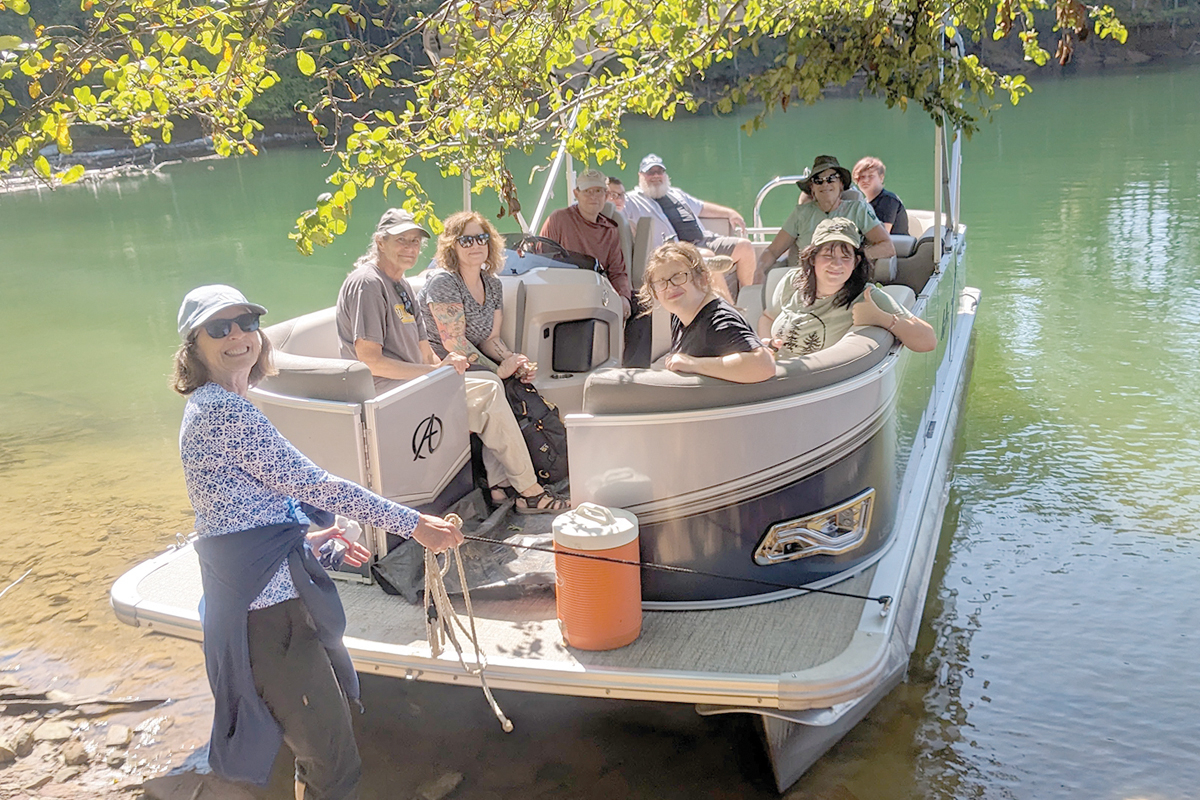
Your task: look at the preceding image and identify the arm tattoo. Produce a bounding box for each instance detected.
[429,302,499,371]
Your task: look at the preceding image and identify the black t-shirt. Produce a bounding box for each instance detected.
[870,188,909,237]
[670,297,763,359]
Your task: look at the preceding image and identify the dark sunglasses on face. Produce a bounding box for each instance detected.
[649,270,692,292]
[456,232,490,248]
[202,312,261,339]
[810,174,841,186]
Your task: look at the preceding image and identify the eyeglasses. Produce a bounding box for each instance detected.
[810,173,841,186]
[649,270,692,292]
[607,190,625,200]
[455,232,490,248]
[201,312,261,340]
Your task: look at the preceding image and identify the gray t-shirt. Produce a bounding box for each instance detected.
[336,263,427,385]
[416,269,503,360]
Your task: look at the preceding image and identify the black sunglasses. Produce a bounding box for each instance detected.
[392,283,415,315]
[455,232,490,248]
[202,312,261,339]
[810,173,841,186]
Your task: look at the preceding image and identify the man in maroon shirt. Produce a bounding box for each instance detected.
[541,169,651,366]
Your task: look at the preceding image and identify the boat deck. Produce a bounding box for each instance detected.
[133,544,873,677]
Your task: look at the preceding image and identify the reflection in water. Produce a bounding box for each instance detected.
[913,67,1200,799]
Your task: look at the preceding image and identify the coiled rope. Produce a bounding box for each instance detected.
[423,514,513,733]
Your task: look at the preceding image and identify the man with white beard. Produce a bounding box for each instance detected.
[623,153,759,297]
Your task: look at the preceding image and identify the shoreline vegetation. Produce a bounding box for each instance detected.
[1,22,1195,197]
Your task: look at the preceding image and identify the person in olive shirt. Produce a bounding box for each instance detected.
[635,242,775,384]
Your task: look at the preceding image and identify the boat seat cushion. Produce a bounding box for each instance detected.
[584,285,917,415]
[264,306,341,359]
[262,309,377,404]
[257,351,377,404]
[583,328,891,415]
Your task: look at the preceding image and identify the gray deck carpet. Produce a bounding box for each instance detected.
[137,545,870,677]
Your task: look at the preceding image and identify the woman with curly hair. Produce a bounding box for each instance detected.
[415,210,569,512]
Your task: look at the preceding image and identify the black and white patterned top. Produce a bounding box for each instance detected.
[416,269,503,360]
[181,382,420,610]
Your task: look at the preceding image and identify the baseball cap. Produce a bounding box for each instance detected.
[576,169,607,191]
[810,217,862,249]
[638,153,665,173]
[376,208,430,238]
[177,285,268,340]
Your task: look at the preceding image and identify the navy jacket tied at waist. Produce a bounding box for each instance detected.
[194,521,358,787]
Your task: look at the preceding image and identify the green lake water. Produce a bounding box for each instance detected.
[1,64,1198,798]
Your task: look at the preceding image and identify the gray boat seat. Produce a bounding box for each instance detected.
[251,306,471,515]
[259,307,375,404]
[890,234,918,259]
[602,202,634,282]
[583,285,916,415]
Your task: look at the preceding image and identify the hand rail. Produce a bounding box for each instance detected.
[751,175,804,239]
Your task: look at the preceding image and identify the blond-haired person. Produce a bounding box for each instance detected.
[637,242,775,384]
[852,156,910,236]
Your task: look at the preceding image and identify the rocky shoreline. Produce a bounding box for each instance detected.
[0,673,185,798]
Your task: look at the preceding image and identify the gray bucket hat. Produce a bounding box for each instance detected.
[796,155,852,193]
[810,217,862,249]
[177,284,267,340]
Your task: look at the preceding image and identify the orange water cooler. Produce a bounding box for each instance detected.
[552,503,642,651]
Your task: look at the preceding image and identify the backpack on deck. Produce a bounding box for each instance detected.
[503,377,568,484]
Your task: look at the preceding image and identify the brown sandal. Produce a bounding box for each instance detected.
[514,489,570,515]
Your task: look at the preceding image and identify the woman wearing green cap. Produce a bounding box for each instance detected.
[758,218,936,356]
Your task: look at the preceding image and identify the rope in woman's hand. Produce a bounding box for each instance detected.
[422,513,513,733]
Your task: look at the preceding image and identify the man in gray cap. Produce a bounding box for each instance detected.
[336,208,568,513]
[623,153,758,296]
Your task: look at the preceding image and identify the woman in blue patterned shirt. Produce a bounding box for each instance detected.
[172,284,462,800]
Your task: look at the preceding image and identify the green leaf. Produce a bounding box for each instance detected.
[0,35,23,50]
[296,51,316,76]
[10,0,30,15]
[33,155,50,178]
[59,164,85,184]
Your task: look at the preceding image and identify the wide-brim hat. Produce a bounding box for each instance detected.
[810,217,862,249]
[796,155,852,193]
[376,208,430,239]
[177,284,268,340]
